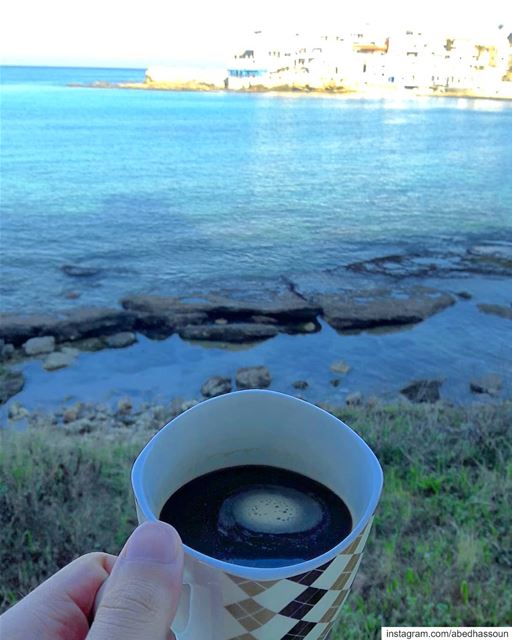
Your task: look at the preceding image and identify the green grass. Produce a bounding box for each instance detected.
[1,402,511,637]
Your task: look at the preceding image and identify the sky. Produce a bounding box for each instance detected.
[0,0,510,69]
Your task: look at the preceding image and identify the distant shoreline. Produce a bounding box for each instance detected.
[71,80,512,102]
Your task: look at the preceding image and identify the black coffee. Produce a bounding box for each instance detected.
[159,465,352,568]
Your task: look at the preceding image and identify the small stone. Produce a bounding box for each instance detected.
[0,368,25,404]
[457,291,472,300]
[292,380,309,390]
[366,395,379,408]
[63,407,79,423]
[23,336,56,356]
[181,400,198,412]
[470,374,502,396]
[43,351,77,371]
[201,376,232,398]
[117,396,133,415]
[62,418,96,434]
[330,360,351,374]
[330,378,341,387]
[105,332,137,349]
[236,366,272,390]
[477,303,512,320]
[301,322,317,333]
[8,402,29,420]
[214,318,228,325]
[346,392,362,406]
[400,379,442,403]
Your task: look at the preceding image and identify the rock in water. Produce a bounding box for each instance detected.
[346,392,363,406]
[8,401,29,420]
[23,336,56,356]
[201,376,232,398]
[316,286,455,332]
[61,264,102,277]
[400,379,442,403]
[470,374,502,396]
[330,360,351,374]
[477,304,512,320]
[292,380,309,390]
[179,323,278,343]
[43,351,77,371]
[236,366,272,390]
[0,368,25,404]
[104,332,137,348]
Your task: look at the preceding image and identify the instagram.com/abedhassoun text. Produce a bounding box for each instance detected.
[382,628,511,639]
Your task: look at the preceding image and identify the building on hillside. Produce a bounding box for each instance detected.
[225,25,512,93]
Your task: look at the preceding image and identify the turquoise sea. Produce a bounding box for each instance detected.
[1,66,511,409]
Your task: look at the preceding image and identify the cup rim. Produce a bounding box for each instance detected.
[132,389,383,580]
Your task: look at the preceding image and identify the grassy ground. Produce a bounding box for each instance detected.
[1,401,511,637]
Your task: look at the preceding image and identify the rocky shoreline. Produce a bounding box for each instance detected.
[1,243,510,407]
[4,364,506,433]
[71,80,512,101]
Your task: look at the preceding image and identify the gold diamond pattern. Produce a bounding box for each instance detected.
[226,597,277,631]
[224,515,375,639]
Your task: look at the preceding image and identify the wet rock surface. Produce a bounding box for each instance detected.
[43,351,78,371]
[179,323,278,343]
[315,286,455,332]
[200,376,232,398]
[23,336,56,356]
[0,368,25,404]
[470,374,502,396]
[61,264,102,278]
[104,332,137,348]
[0,307,135,347]
[400,379,443,403]
[346,244,512,279]
[477,303,512,320]
[236,366,272,389]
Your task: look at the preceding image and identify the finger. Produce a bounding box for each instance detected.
[88,521,184,640]
[1,552,116,640]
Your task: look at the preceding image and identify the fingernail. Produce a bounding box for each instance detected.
[123,521,180,564]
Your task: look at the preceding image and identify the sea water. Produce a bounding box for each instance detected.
[1,65,511,312]
[1,66,511,409]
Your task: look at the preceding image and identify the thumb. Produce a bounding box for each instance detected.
[88,521,184,640]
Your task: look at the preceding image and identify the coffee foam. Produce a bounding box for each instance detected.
[219,485,323,534]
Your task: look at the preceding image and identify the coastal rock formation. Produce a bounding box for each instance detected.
[400,379,443,403]
[0,367,25,404]
[315,287,455,331]
[236,366,272,390]
[179,323,278,343]
[477,303,512,320]
[23,336,56,356]
[470,374,502,396]
[122,291,320,324]
[346,245,512,279]
[201,376,232,398]
[0,307,136,346]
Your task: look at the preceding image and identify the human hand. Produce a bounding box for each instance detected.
[1,521,184,640]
